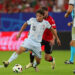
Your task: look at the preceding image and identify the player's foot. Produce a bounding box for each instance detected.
[51,58,55,70]
[64,60,74,64]
[3,61,9,67]
[73,69,75,74]
[34,67,39,72]
[25,63,32,69]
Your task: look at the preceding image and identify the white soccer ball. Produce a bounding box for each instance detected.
[13,64,22,73]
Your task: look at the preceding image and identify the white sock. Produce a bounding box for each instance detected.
[8,52,18,63]
[33,61,38,68]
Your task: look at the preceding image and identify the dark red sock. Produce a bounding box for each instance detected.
[49,56,53,62]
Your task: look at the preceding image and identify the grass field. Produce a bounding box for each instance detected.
[0,50,75,75]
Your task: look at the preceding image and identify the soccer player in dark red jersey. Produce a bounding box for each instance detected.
[25,7,57,71]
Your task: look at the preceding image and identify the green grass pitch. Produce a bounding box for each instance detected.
[0,50,75,75]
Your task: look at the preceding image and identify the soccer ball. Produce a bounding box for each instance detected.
[13,64,22,73]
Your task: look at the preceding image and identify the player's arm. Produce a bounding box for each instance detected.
[49,16,57,46]
[51,17,57,41]
[50,27,61,46]
[16,22,28,40]
[53,29,57,40]
[65,4,74,18]
[68,21,73,26]
[50,29,56,46]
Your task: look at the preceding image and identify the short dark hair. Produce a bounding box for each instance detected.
[42,7,48,11]
[36,9,44,16]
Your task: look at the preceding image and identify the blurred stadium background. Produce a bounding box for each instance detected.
[0,0,72,51]
[0,0,69,13]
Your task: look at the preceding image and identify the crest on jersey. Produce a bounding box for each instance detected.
[32,26,36,31]
[43,25,45,30]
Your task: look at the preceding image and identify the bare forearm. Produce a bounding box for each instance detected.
[66,9,72,16]
[50,28,61,46]
[66,11,71,17]
[19,22,28,35]
[53,29,57,40]
[66,5,74,17]
[50,28,59,40]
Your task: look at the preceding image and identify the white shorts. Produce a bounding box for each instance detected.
[72,27,75,40]
[21,38,41,58]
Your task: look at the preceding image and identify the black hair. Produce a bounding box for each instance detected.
[36,9,44,16]
[42,7,48,11]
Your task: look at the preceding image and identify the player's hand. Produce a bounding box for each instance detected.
[68,22,72,26]
[16,34,21,40]
[56,38,61,46]
[65,13,69,18]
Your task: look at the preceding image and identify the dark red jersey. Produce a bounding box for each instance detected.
[43,16,56,42]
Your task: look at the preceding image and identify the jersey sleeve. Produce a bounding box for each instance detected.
[46,21,51,29]
[27,18,33,25]
[50,17,56,29]
[69,0,74,5]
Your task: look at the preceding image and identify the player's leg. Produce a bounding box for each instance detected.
[30,52,35,63]
[69,23,75,63]
[45,54,55,69]
[33,55,41,72]
[3,46,27,67]
[45,53,53,62]
[72,17,75,72]
[71,27,75,47]
[25,40,44,69]
[25,52,35,69]
[65,27,75,64]
[69,27,75,63]
[33,56,41,68]
[70,40,75,61]
[44,41,53,62]
[70,40,75,47]
[65,45,74,64]
[3,38,31,67]
[41,40,53,61]
[70,44,75,63]
[44,41,55,69]
[32,44,41,72]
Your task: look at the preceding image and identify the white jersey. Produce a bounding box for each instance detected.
[69,0,75,27]
[69,0,74,5]
[27,18,51,43]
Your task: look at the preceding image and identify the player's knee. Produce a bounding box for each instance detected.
[36,58,41,64]
[16,50,22,54]
[45,56,49,61]
[36,60,40,65]
[70,41,73,46]
[37,61,40,65]
[16,47,25,54]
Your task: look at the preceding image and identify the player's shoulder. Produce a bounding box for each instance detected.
[48,15,52,18]
[29,17,36,21]
[43,19,49,23]
[43,20,50,24]
[48,15,54,20]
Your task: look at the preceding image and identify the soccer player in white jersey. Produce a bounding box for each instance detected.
[64,0,75,64]
[3,9,61,69]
